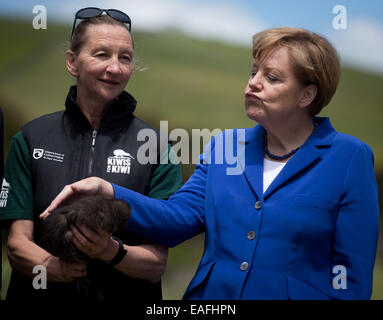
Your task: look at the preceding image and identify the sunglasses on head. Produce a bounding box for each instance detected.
[71,7,132,39]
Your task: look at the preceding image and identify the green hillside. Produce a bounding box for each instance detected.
[1,18,382,163]
[1,17,382,300]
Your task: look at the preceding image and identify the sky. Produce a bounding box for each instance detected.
[1,0,383,74]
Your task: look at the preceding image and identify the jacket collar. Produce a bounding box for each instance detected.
[244,117,336,146]
[65,85,137,133]
[240,117,337,200]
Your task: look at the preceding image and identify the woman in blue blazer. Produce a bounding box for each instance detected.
[42,27,380,300]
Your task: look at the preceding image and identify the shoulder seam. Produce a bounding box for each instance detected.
[341,144,370,195]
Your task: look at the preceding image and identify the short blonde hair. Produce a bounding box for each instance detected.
[252,27,340,116]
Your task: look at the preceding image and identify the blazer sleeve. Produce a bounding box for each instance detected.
[330,144,380,299]
[115,145,212,247]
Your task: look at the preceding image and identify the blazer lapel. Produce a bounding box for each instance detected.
[238,117,337,200]
[263,144,321,198]
[239,125,265,200]
[263,117,337,198]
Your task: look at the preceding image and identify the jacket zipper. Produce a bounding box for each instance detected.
[88,130,97,176]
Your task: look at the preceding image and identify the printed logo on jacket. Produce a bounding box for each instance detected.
[107,149,134,174]
[0,178,10,208]
[33,148,64,163]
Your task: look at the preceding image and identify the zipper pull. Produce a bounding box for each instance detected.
[92,130,97,147]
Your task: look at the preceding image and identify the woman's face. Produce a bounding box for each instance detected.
[244,47,310,126]
[69,23,134,105]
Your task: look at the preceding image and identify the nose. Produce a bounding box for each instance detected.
[248,72,263,92]
[106,56,122,75]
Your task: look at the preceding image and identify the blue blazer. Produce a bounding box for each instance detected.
[115,117,379,299]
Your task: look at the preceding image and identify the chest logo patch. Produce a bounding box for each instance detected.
[0,178,11,208]
[107,149,134,174]
[33,148,65,163]
[33,149,44,159]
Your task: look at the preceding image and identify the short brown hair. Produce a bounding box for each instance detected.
[252,27,340,116]
[70,15,133,54]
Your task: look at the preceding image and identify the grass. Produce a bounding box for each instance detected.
[162,234,205,300]
[372,258,383,300]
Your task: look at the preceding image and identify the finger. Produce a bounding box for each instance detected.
[71,232,84,253]
[39,185,76,219]
[40,178,97,220]
[76,224,96,240]
[69,267,87,279]
[77,224,111,246]
[73,224,100,244]
[76,264,88,276]
[60,262,87,281]
[71,233,95,259]
[71,225,93,251]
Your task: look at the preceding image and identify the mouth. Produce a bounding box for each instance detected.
[99,79,120,86]
[245,92,261,101]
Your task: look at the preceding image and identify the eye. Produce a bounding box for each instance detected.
[120,55,132,63]
[95,52,108,59]
[267,74,279,82]
[250,70,257,78]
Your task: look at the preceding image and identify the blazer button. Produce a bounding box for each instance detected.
[247,231,256,240]
[240,261,249,271]
[254,201,261,210]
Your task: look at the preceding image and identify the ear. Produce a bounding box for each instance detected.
[298,84,317,109]
[65,50,78,78]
